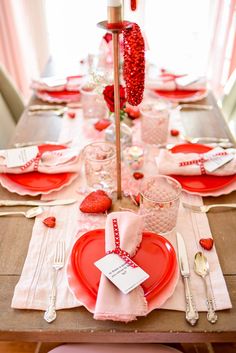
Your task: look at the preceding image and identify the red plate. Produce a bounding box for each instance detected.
[69,229,177,302]
[153,89,207,102]
[4,144,75,191]
[170,144,236,192]
[36,89,80,103]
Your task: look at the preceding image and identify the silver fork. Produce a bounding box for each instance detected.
[44,240,65,323]
[182,202,236,213]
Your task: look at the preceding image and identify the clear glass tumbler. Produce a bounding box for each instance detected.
[140,100,170,145]
[80,83,108,120]
[83,141,116,191]
[139,175,182,235]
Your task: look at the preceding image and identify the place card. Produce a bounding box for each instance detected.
[204,147,235,173]
[95,253,149,294]
[5,146,39,168]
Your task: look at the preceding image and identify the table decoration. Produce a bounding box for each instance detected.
[103,84,133,148]
[98,0,145,200]
[123,145,144,171]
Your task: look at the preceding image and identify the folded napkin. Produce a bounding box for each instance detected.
[156,148,236,176]
[31,75,83,92]
[94,211,148,322]
[0,146,81,174]
[147,73,206,91]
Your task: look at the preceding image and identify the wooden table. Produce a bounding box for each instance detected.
[0,75,236,344]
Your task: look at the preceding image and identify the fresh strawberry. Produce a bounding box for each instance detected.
[170,129,180,137]
[133,172,144,180]
[43,216,56,228]
[94,119,111,131]
[199,238,214,251]
[80,190,112,213]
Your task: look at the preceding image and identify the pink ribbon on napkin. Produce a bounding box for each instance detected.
[156,149,236,176]
[106,218,138,268]
[179,151,228,175]
[0,147,81,174]
[94,211,148,322]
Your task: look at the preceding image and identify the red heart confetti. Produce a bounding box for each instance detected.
[135,194,140,205]
[94,119,111,131]
[80,190,112,214]
[43,216,56,228]
[133,172,144,180]
[170,129,180,137]
[68,111,76,119]
[199,238,214,251]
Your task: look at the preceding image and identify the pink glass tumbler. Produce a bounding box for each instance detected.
[139,175,182,234]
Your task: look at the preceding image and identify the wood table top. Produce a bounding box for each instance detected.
[0,80,236,343]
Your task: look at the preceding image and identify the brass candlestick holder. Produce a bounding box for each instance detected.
[97,19,131,200]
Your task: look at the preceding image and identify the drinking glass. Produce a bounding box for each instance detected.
[140,100,170,145]
[139,175,182,234]
[80,83,108,120]
[83,141,116,190]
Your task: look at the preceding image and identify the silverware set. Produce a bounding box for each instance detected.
[177,233,218,326]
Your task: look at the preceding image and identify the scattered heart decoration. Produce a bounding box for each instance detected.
[43,216,56,228]
[133,172,144,180]
[199,238,214,251]
[94,119,111,131]
[80,190,112,214]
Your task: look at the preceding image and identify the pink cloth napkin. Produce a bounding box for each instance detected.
[0,146,81,174]
[94,211,148,322]
[31,75,83,92]
[146,73,206,91]
[156,149,236,176]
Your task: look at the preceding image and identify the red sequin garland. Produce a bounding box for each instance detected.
[130,0,137,11]
[122,23,145,106]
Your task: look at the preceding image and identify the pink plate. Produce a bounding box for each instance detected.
[1,144,77,194]
[170,144,236,192]
[67,229,177,311]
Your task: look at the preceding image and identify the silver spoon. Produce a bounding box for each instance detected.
[194,252,218,323]
[0,206,44,218]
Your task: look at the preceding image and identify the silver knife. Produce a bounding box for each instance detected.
[0,199,77,207]
[176,232,199,326]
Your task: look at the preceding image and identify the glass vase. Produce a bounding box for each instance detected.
[105,113,132,148]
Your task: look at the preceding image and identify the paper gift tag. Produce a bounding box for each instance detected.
[204,147,235,173]
[5,146,39,168]
[95,253,149,295]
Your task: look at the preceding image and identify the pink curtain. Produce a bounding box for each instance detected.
[0,0,49,100]
[208,0,236,97]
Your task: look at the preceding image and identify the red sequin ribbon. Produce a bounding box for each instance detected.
[123,23,145,106]
[179,151,227,175]
[106,218,137,268]
[21,153,42,172]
